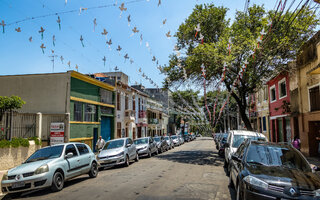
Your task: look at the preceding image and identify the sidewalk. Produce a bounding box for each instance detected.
[0,170,7,199]
[308,157,320,166]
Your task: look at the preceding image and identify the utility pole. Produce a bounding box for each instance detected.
[48,53,58,72]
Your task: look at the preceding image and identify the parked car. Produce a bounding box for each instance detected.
[170,135,180,146]
[97,138,139,169]
[134,137,158,158]
[224,130,266,174]
[164,136,174,149]
[216,133,228,150]
[154,136,169,153]
[183,134,191,142]
[178,135,185,145]
[229,140,320,200]
[1,143,98,195]
[218,137,227,157]
[214,133,222,143]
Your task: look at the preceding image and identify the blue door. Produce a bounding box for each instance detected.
[101,117,111,141]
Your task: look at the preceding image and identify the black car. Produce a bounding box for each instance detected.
[154,136,169,153]
[229,140,320,200]
[183,134,191,142]
[218,137,227,157]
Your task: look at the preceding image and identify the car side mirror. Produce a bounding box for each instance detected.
[224,143,230,148]
[65,152,73,159]
[231,155,241,162]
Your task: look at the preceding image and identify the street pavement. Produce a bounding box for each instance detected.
[3,137,235,200]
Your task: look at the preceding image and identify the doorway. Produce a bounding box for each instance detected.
[309,121,320,156]
[93,128,98,152]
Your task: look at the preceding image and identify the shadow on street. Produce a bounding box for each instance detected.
[156,150,224,166]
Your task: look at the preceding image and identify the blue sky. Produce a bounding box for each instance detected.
[0,0,281,88]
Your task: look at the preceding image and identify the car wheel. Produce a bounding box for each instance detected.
[228,172,234,188]
[148,149,152,158]
[135,153,139,162]
[155,149,159,155]
[51,171,64,192]
[89,162,98,178]
[9,192,21,198]
[124,155,130,167]
[236,182,242,200]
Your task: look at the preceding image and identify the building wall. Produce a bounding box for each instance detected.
[255,85,270,140]
[0,73,70,114]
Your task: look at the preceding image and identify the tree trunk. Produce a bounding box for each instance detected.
[230,92,253,131]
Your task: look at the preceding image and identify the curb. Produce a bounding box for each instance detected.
[0,170,7,198]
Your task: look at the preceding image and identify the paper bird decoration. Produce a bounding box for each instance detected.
[79,7,88,15]
[152,56,156,62]
[39,27,45,40]
[51,50,54,54]
[166,31,171,38]
[93,18,97,32]
[140,34,143,45]
[15,27,21,32]
[29,37,32,42]
[130,59,134,64]
[130,27,139,37]
[158,0,161,6]
[116,45,122,54]
[101,29,108,39]
[52,35,56,46]
[67,61,71,68]
[60,56,64,64]
[138,68,141,72]
[195,23,200,38]
[0,20,6,33]
[102,56,106,66]
[106,39,112,50]
[198,33,204,44]
[114,66,119,71]
[80,35,84,47]
[260,28,266,36]
[57,16,61,30]
[75,64,79,71]
[163,19,167,25]
[119,3,127,17]
[124,54,129,62]
[127,15,131,26]
[146,42,149,48]
[156,60,159,65]
[40,43,46,54]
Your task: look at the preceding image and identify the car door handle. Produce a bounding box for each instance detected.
[77,160,80,162]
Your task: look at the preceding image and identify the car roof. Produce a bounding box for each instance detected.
[108,138,127,142]
[250,140,291,148]
[229,130,266,137]
[134,137,149,140]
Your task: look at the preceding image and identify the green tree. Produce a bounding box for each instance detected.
[163,3,319,130]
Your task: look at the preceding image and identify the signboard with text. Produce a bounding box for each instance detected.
[50,122,65,145]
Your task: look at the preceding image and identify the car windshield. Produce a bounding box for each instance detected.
[134,138,148,145]
[232,135,265,148]
[154,137,160,142]
[103,140,124,150]
[164,136,169,140]
[246,144,311,172]
[25,145,64,163]
[171,136,177,139]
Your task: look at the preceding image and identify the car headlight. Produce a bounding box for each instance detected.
[243,175,268,190]
[2,172,8,180]
[34,164,49,175]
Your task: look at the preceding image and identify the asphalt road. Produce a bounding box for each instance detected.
[4,137,235,200]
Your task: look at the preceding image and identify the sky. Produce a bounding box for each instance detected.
[0,0,287,88]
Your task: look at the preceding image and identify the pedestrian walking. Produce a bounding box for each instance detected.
[292,136,300,151]
[96,136,106,151]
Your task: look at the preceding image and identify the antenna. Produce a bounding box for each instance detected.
[48,51,58,72]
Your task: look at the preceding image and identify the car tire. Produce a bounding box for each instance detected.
[236,182,242,200]
[9,192,21,198]
[135,153,139,162]
[89,162,98,178]
[148,150,152,158]
[155,149,159,155]
[228,172,234,188]
[51,171,64,192]
[124,155,130,167]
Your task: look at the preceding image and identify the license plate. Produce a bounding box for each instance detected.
[12,181,25,189]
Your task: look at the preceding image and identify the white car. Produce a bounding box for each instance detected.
[224,130,267,175]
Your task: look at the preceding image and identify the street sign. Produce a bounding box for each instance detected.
[50,122,65,145]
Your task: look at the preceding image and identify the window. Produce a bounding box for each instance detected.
[101,106,113,115]
[74,102,83,121]
[133,96,136,111]
[117,92,121,111]
[65,144,78,157]
[125,95,128,110]
[84,104,97,122]
[76,144,89,155]
[262,116,266,132]
[279,78,287,98]
[270,85,276,102]
[263,86,268,101]
[309,85,320,112]
[100,89,113,105]
[117,122,121,138]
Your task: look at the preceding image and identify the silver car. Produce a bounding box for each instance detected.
[164,136,174,149]
[97,138,139,169]
[178,135,185,144]
[134,137,158,158]
[1,143,98,195]
[170,135,180,146]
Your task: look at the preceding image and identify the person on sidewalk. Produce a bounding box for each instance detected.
[96,136,106,152]
[292,136,301,151]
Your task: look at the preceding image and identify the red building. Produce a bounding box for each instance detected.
[267,71,292,142]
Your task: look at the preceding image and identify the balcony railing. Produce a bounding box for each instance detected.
[125,110,135,121]
[148,118,159,124]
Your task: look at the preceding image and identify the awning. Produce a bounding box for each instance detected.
[308,63,320,75]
